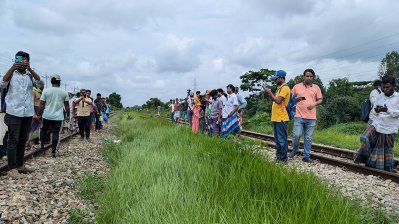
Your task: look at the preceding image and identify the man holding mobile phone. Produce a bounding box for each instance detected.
[289,69,323,162]
[0,51,40,175]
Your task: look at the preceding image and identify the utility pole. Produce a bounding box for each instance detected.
[194,78,197,93]
[64,82,67,91]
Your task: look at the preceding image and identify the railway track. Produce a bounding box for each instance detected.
[158,114,399,183]
[0,113,116,173]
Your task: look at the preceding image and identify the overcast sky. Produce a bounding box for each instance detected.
[1,0,398,106]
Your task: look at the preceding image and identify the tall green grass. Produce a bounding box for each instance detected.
[96,112,392,223]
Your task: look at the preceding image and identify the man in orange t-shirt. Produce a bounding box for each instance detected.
[289,69,323,162]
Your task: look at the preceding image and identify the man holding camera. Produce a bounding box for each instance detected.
[0,51,40,175]
[263,70,290,162]
[289,69,323,163]
[74,89,93,140]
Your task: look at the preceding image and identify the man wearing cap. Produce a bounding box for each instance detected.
[37,75,70,157]
[263,70,290,162]
[0,51,40,175]
[74,89,93,139]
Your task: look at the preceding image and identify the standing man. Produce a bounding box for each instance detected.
[181,98,189,122]
[74,89,93,140]
[0,51,40,174]
[28,80,45,149]
[354,76,399,171]
[221,85,240,137]
[37,75,70,157]
[94,93,102,131]
[368,80,382,125]
[209,90,223,136]
[263,70,290,162]
[188,93,194,126]
[289,69,323,162]
[86,90,96,131]
[235,87,247,131]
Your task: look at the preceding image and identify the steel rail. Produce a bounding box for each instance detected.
[0,113,116,173]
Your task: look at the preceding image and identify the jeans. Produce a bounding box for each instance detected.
[95,114,102,130]
[188,110,193,126]
[170,112,175,122]
[292,117,316,159]
[182,110,188,121]
[0,132,8,158]
[40,119,62,153]
[77,116,91,139]
[4,114,32,169]
[272,121,288,161]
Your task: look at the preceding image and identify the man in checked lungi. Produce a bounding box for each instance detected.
[354,76,399,171]
[221,84,240,137]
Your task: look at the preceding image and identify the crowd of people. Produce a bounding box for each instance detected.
[0,51,111,176]
[166,69,399,172]
[168,85,247,138]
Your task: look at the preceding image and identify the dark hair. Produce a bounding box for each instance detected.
[80,89,86,93]
[210,89,218,97]
[373,80,382,87]
[217,88,224,93]
[196,91,200,94]
[381,76,396,86]
[97,93,101,97]
[15,51,30,62]
[235,86,239,93]
[303,68,315,77]
[86,89,91,93]
[50,78,61,86]
[226,84,235,92]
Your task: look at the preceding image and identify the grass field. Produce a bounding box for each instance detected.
[95,112,393,223]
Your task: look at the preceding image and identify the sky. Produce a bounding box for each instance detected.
[0,0,398,106]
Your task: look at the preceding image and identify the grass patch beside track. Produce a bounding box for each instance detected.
[96,112,393,223]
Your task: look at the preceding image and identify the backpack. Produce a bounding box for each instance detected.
[1,72,34,113]
[278,84,296,120]
[360,99,371,123]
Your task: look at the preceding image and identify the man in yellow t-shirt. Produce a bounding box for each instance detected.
[263,70,290,162]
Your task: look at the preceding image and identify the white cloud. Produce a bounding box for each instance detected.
[0,0,397,106]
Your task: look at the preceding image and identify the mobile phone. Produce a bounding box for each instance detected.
[15,56,23,63]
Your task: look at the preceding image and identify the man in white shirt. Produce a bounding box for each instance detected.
[221,84,240,137]
[0,51,40,175]
[369,80,382,107]
[354,76,399,171]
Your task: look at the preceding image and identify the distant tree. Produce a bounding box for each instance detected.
[378,51,399,79]
[142,98,164,109]
[240,69,275,92]
[108,92,123,109]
